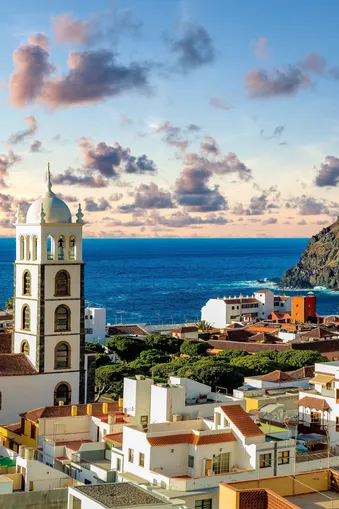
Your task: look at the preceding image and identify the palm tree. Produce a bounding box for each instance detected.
[195,320,213,330]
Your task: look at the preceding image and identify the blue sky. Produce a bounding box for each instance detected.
[1,0,339,237]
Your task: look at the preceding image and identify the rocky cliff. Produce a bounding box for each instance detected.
[280,218,339,289]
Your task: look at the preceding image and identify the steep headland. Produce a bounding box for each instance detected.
[280,217,339,289]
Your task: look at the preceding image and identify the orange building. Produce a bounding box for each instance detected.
[291,294,316,323]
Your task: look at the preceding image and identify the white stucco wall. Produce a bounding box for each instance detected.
[201,299,227,328]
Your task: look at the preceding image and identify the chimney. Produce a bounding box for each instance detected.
[58,401,64,406]
[102,402,108,414]
[118,398,123,409]
[87,404,93,415]
[71,405,77,417]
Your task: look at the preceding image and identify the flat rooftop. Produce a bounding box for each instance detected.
[287,491,339,508]
[74,483,167,508]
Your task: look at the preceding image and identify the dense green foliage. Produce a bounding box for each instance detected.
[85,342,105,353]
[180,340,210,356]
[95,332,328,400]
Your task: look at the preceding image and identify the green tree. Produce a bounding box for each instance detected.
[5,297,13,312]
[196,320,213,330]
[143,333,183,354]
[230,356,281,376]
[151,357,196,379]
[106,336,148,362]
[274,350,328,370]
[216,350,249,362]
[95,364,135,401]
[177,358,243,392]
[129,349,171,375]
[95,353,111,368]
[180,341,210,357]
[85,342,105,353]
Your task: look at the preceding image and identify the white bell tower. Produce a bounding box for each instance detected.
[13,165,86,405]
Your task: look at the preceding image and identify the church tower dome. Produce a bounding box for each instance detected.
[26,165,72,224]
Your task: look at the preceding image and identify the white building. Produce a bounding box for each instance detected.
[0,167,94,424]
[297,361,339,446]
[123,375,241,426]
[115,404,295,509]
[201,290,291,328]
[85,307,106,343]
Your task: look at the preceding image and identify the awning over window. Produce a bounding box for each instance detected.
[309,374,334,385]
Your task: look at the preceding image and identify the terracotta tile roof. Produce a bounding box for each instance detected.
[224,297,259,304]
[225,323,245,329]
[249,332,282,344]
[56,440,92,451]
[218,329,254,342]
[297,396,329,411]
[0,333,12,354]
[255,289,272,293]
[253,370,293,383]
[274,296,289,302]
[147,434,192,446]
[220,405,264,437]
[107,324,148,336]
[147,431,236,447]
[104,432,123,446]
[191,432,236,445]
[20,402,120,423]
[1,422,22,434]
[299,327,337,339]
[250,365,314,383]
[268,312,291,320]
[0,354,37,376]
[55,456,69,461]
[172,326,198,333]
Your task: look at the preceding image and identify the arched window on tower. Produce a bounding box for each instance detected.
[32,235,37,261]
[69,235,76,260]
[26,235,31,260]
[22,270,31,296]
[19,236,24,260]
[55,271,70,297]
[55,305,70,332]
[58,235,65,260]
[47,236,54,260]
[54,382,71,406]
[55,342,70,369]
[21,341,30,355]
[22,305,30,331]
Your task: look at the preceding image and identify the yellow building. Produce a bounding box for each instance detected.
[0,418,38,452]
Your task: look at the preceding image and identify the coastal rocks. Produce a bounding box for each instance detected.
[280,217,339,290]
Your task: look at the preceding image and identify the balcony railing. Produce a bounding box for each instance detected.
[321,388,335,398]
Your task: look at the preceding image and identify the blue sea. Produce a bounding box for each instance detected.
[0,238,338,324]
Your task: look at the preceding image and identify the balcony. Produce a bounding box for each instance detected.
[321,388,335,398]
[72,453,116,483]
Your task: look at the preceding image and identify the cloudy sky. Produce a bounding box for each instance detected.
[1,0,339,237]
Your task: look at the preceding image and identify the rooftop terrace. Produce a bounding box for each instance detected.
[74,482,167,508]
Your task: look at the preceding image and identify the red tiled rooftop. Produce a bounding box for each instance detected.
[221,405,264,438]
[56,440,92,451]
[297,396,329,412]
[106,324,148,336]
[147,431,236,447]
[20,402,120,423]
[1,422,22,434]
[104,433,123,446]
[0,354,37,376]
[0,333,12,354]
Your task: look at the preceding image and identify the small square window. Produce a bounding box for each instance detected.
[139,453,145,467]
[278,451,290,465]
[259,453,271,468]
